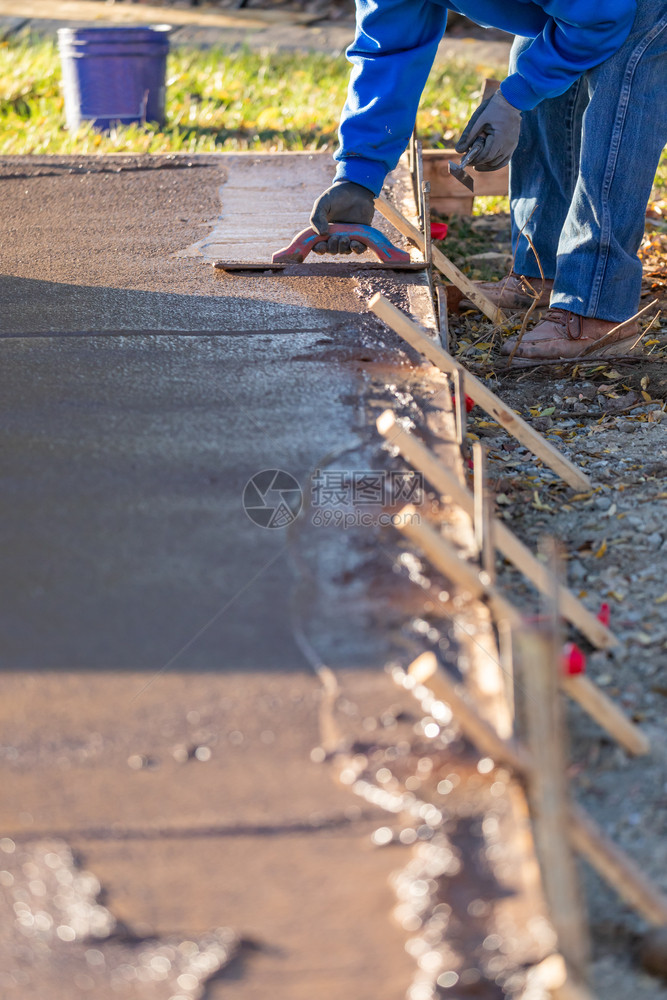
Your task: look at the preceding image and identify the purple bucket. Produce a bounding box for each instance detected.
[57,25,171,131]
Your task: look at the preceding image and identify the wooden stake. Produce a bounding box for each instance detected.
[569,804,667,927]
[435,284,449,351]
[517,627,591,980]
[375,195,506,325]
[394,496,646,753]
[376,410,613,649]
[409,652,530,772]
[422,180,432,266]
[472,441,494,581]
[561,674,649,756]
[396,505,522,628]
[406,651,667,929]
[529,955,597,1000]
[369,293,591,491]
[452,366,466,446]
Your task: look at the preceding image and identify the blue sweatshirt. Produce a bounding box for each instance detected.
[334,0,637,194]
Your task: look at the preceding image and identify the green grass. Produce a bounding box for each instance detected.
[0,35,663,197]
[0,36,498,154]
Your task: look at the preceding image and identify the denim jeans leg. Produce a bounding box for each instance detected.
[551,0,667,321]
[509,36,587,281]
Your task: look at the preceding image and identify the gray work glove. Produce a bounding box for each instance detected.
[309,180,375,255]
[455,90,521,171]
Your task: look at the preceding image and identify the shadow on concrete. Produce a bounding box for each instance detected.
[0,274,391,672]
[0,274,365,338]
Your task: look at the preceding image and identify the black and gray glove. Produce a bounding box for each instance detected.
[455,90,522,171]
[309,180,375,255]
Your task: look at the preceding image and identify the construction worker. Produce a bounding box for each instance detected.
[310,0,667,360]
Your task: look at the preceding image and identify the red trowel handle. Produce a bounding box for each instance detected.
[272,224,411,265]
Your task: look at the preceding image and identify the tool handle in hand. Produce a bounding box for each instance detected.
[272,224,411,264]
[459,135,486,169]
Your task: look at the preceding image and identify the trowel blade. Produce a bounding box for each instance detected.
[448,161,474,193]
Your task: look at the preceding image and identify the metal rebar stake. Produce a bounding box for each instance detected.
[436,284,449,351]
[422,180,432,268]
[452,367,466,446]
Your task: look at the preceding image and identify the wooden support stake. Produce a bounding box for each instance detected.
[569,803,667,927]
[393,501,645,752]
[422,180,432,266]
[472,441,495,582]
[369,293,591,492]
[452,367,466,446]
[406,652,667,928]
[529,955,597,1000]
[435,283,449,352]
[396,505,522,628]
[561,674,650,756]
[375,195,506,325]
[516,627,591,980]
[376,411,613,650]
[409,652,530,772]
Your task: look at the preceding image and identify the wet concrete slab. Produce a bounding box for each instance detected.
[0,153,432,670]
[0,152,439,997]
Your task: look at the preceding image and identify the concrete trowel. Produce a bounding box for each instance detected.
[448,135,486,192]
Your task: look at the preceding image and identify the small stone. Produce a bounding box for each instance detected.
[568,560,587,581]
[646,533,663,548]
[594,496,612,511]
[172,744,192,764]
[127,754,149,770]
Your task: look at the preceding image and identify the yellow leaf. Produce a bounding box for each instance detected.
[641,375,650,390]
[595,539,607,558]
[578,590,588,599]
[609,590,625,602]
[655,593,667,604]
[641,390,652,402]
[532,491,552,511]
[571,492,593,502]
[256,107,282,128]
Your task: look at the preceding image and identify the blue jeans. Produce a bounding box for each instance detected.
[509,0,667,322]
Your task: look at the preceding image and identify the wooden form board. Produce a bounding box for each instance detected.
[408,653,667,928]
[394,505,648,756]
[517,628,592,978]
[376,409,616,650]
[375,196,506,325]
[369,293,592,492]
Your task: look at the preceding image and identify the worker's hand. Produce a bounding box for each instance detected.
[310,180,375,255]
[455,90,521,171]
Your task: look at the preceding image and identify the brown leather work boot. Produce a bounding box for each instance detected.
[501,308,640,361]
[459,272,553,312]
